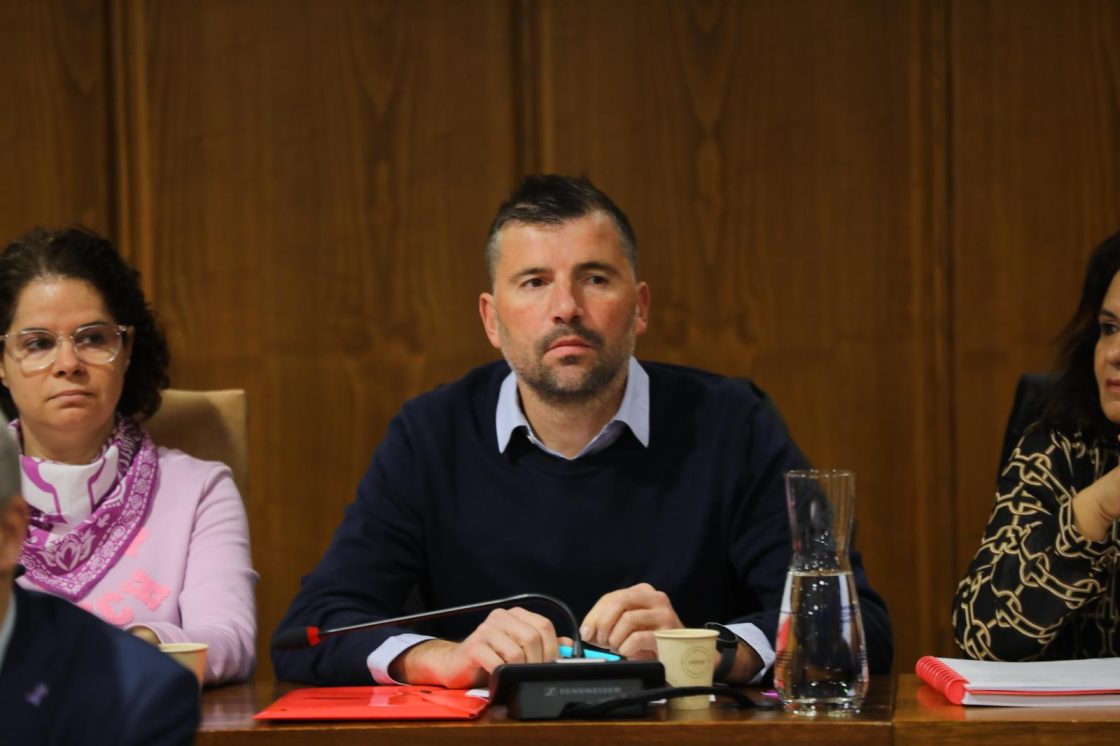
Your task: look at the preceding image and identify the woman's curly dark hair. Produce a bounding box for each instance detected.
[0,226,170,420]
[1040,229,1120,446]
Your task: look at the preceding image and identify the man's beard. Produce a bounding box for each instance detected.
[505,321,633,405]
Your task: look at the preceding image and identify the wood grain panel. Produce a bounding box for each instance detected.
[114,0,518,677]
[950,0,1120,598]
[0,0,113,239]
[534,0,953,669]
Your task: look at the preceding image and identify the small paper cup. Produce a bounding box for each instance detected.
[159,642,208,687]
[653,629,717,710]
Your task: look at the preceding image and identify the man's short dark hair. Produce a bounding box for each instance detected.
[485,175,637,285]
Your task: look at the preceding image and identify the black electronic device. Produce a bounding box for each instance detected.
[488,660,666,719]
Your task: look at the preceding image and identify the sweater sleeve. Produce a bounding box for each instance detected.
[140,464,258,684]
[953,427,1112,661]
[725,392,893,676]
[272,413,426,684]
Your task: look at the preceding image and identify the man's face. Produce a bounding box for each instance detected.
[479,212,649,403]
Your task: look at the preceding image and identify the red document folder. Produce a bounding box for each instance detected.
[254,686,490,720]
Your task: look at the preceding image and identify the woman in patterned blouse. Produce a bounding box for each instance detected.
[954,230,1120,660]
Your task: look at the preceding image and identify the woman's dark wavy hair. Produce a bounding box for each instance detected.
[0,226,170,420]
[1039,229,1120,446]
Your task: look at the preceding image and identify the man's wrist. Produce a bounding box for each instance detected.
[391,638,481,688]
[704,622,738,683]
[704,622,766,685]
[389,639,442,684]
[728,641,764,685]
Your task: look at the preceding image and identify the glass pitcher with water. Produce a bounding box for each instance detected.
[773,469,869,714]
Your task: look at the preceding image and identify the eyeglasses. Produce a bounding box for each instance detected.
[0,323,132,373]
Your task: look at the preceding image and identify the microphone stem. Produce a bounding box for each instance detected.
[318,593,585,658]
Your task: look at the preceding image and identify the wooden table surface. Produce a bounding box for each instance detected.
[893,673,1120,745]
[199,675,895,745]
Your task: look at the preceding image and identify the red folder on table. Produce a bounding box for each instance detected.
[254,685,489,720]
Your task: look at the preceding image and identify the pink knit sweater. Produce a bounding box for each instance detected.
[18,447,257,684]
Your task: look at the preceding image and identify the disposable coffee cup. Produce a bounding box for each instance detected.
[159,642,208,688]
[653,628,717,710]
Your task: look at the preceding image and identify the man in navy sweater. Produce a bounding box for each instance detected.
[273,175,892,688]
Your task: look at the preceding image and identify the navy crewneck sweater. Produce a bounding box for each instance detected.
[273,360,893,684]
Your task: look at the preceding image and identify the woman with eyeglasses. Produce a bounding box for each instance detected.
[0,227,256,685]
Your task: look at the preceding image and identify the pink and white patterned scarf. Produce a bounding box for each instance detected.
[15,415,158,601]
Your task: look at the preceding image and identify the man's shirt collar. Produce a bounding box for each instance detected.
[495,357,650,459]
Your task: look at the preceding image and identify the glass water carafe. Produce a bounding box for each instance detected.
[773,469,869,714]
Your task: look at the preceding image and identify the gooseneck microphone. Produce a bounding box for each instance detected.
[270,590,759,719]
[271,592,585,657]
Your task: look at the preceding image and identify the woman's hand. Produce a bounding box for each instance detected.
[1072,463,1120,542]
[129,625,161,645]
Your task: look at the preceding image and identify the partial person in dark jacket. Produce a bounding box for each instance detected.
[955,229,1120,660]
[274,175,893,688]
[0,422,200,745]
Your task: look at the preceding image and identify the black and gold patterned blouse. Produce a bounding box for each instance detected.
[953,426,1120,660]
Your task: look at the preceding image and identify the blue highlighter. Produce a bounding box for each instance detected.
[557,644,622,661]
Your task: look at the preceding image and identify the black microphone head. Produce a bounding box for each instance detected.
[272,626,318,650]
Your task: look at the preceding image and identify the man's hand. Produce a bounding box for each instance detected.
[579,582,683,659]
[389,607,559,688]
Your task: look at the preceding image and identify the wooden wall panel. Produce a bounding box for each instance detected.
[533,0,954,668]
[950,0,1120,590]
[0,0,113,239]
[114,0,518,677]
